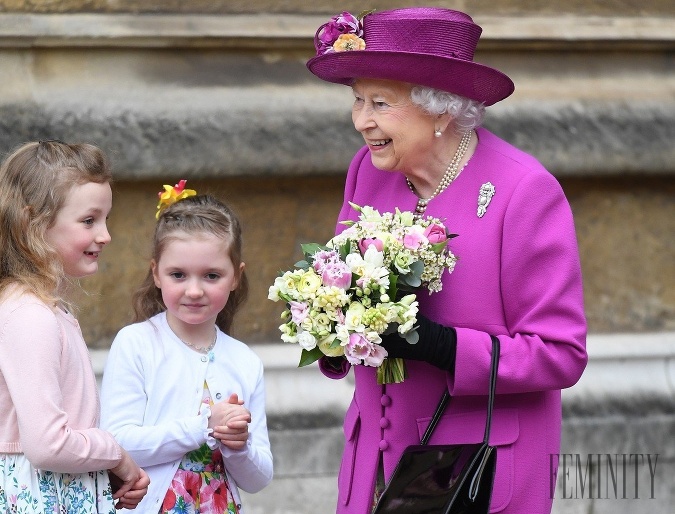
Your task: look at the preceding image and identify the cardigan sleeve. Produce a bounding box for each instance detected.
[451,170,588,396]
[100,328,209,467]
[0,300,121,472]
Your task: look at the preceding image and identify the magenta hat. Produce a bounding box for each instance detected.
[306,7,514,106]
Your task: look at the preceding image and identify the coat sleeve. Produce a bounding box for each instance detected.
[451,170,588,396]
[219,358,273,493]
[100,329,209,467]
[0,301,121,472]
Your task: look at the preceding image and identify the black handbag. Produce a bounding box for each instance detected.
[373,335,500,514]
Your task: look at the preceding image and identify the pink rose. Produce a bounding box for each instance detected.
[358,237,384,254]
[403,231,426,250]
[423,223,448,244]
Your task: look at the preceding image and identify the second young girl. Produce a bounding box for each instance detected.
[0,140,149,513]
[101,185,273,513]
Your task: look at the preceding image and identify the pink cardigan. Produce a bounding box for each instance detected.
[320,128,588,513]
[0,289,121,472]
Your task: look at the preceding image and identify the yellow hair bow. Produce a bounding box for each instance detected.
[156,179,197,219]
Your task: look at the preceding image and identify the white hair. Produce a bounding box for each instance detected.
[410,86,485,133]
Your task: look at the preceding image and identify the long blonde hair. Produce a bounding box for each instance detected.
[0,140,112,305]
[132,194,248,335]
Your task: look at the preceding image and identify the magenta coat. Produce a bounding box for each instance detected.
[319,127,588,513]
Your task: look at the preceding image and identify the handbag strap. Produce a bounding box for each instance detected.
[482,335,500,444]
[420,389,450,445]
[420,335,500,446]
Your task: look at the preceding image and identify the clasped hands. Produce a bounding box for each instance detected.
[208,393,251,451]
[109,449,150,510]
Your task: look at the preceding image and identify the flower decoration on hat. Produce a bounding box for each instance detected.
[156,179,197,219]
[315,11,372,55]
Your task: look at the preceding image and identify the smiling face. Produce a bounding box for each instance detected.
[44,181,112,279]
[152,231,244,336]
[351,78,438,174]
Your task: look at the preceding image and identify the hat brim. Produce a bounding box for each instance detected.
[307,51,514,106]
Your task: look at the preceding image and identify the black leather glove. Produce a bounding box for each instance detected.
[380,314,457,372]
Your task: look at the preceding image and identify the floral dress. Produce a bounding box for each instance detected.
[0,454,116,514]
[161,382,240,514]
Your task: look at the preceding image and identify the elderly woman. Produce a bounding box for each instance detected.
[306,7,588,514]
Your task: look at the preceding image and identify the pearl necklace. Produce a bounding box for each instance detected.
[406,131,472,217]
[176,329,217,355]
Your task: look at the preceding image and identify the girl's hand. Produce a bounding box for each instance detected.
[109,450,150,509]
[114,470,150,510]
[212,413,251,450]
[208,394,249,428]
[210,393,251,450]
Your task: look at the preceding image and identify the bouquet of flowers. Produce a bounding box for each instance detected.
[268,203,458,384]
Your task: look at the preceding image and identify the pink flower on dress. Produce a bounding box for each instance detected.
[200,478,230,513]
[161,489,177,512]
[172,469,200,505]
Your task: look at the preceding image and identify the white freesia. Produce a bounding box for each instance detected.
[347,246,389,290]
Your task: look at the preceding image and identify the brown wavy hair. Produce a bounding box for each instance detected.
[132,194,248,334]
[0,140,112,305]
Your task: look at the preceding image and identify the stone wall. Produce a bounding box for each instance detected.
[0,5,672,345]
[0,2,673,513]
[1,0,674,15]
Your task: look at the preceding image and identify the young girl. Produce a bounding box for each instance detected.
[0,140,150,513]
[100,185,273,514]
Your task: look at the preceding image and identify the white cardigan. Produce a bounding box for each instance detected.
[100,312,273,513]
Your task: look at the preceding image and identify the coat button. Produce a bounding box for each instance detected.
[379,417,390,429]
[215,393,222,400]
[380,395,392,407]
[379,440,389,451]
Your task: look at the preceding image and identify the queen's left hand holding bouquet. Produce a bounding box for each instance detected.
[268,203,457,384]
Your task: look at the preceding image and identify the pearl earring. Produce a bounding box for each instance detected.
[434,129,442,138]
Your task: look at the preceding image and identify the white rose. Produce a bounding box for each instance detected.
[297,330,317,351]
